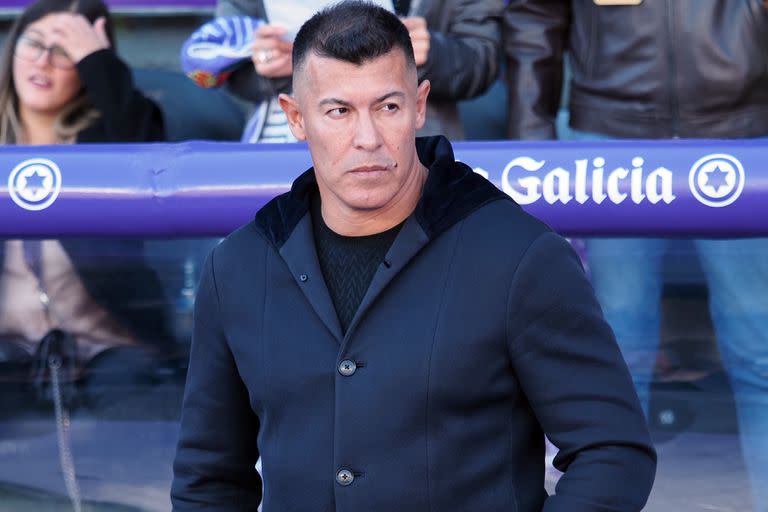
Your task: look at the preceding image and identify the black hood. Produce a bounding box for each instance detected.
[254,136,513,248]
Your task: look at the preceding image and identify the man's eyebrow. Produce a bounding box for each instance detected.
[318,97,352,107]
[318,91,406,108]
[375,91,406,103]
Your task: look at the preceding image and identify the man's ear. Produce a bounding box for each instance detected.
[414,79,430,131]
[278,93,306,141]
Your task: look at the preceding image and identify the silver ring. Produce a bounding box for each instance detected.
[256,49,272,65]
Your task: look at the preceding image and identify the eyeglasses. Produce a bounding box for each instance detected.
[14,35,74,69]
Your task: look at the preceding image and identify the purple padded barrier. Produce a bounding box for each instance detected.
[1,139,766,238]
[0,0,215,11]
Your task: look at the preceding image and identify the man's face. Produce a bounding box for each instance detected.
[280,48,430,218]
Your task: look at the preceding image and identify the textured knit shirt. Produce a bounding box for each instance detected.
[311,196,403,333]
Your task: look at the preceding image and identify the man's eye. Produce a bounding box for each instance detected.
[328,107,348,116]
[382,103,399,112]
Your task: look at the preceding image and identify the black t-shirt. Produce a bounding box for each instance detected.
[311,195,404,333]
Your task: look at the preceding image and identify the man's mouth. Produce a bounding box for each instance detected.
[350,165,390,173]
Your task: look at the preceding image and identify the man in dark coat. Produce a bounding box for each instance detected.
[171,2,656,511]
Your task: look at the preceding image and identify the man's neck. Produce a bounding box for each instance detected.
[321,163,428,237]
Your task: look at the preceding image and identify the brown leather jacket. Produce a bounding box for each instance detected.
[504,0,768,139]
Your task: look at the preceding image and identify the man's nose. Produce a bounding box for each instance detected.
[353,112,383,151]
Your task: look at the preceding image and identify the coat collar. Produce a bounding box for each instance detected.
[254,135,512,344]
[254,135,510,249]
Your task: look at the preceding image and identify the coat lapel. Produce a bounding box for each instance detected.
[340,215,430,349]
[279,213,344,343]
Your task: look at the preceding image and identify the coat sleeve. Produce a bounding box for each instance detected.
[418,0,504,101]
[171,248,262,510]
[75,49,165,142]
[214,0,291,104]
[506,232,656,512]
[504,0,570,140]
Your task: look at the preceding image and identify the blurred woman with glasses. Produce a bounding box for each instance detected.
[0,0,164,143]
[0,0,173,416]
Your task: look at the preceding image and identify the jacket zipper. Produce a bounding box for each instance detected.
[665,0,680,137]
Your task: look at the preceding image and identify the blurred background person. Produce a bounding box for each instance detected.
[504,0,768,509]
[183,0,504,142]
[0,0,173,414]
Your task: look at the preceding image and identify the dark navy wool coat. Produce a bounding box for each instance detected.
[172,136,656,511]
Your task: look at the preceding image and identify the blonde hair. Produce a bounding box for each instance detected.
[0,0,113,144]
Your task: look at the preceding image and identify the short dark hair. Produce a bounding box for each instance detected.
[292,0,416,75]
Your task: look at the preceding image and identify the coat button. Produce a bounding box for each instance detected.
[299,274,308,282]
[336,469,354,486]
[338,359,357,377]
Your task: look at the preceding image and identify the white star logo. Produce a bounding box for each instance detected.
[688,154,745,207]
[8,158,62,211]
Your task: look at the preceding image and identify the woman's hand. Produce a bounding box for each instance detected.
[48,13,110,64]
[251,24,293,78]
